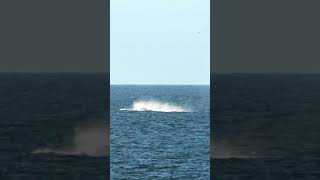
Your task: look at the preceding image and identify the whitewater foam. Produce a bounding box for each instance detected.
[32,120,108,157]
[212,140,259,159]
[120,100,191,112]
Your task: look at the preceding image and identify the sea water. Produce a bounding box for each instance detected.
[111,85,210,179]
[212,74,320,179]
[0,74,108,179]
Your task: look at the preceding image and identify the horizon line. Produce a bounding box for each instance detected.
[212,72,320,74]
[110,83,210,86]
[2,72,320,74]
[0,72,109,74]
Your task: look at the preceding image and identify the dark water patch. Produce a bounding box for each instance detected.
[212,158,320,180]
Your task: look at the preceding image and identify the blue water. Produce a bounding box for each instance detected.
[111,85,210,179]
[0,74,109,179]
[212,74,320,179]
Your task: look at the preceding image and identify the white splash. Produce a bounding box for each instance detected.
[120,100,191,113]
[32,121,108,157]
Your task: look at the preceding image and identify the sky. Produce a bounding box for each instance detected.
[212,0,320,74]
[0,0,107,73]
[111,0,210,85]
[2,1,317,75]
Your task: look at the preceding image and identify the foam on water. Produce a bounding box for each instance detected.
[32,121,108,157]
[120,100,191,112]
[212,140,260,159]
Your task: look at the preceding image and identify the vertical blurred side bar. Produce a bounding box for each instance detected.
[210,0,215,179]
[106,0,111,178]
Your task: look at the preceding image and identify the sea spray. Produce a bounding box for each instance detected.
[212,140,258,159]
[120,100,191,112]
[32,120,108,157]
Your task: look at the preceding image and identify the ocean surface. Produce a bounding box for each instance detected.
[4,74,319,179]
[0,74,109,180]
[211,74,320,180]
[111,85,210,179]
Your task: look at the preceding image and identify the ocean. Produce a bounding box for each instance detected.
[211,74,320,179]
[110,85,210,179]
[4,73,318,179]
[0,74,109,180]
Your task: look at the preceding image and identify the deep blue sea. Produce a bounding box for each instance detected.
[110,85,210,179]
[4,74,319,179]
[212,74,320,180]
[0,74,109,180]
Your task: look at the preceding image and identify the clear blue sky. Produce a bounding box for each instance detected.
[111,0,210,85]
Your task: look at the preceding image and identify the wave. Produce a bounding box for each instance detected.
[32,120,108,157]
[120,100,191,112]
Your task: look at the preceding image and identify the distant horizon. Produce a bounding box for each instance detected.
[212,72,320,75]
[3,72,320,75]
[0,72,108,74]
[110,83,210,85]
